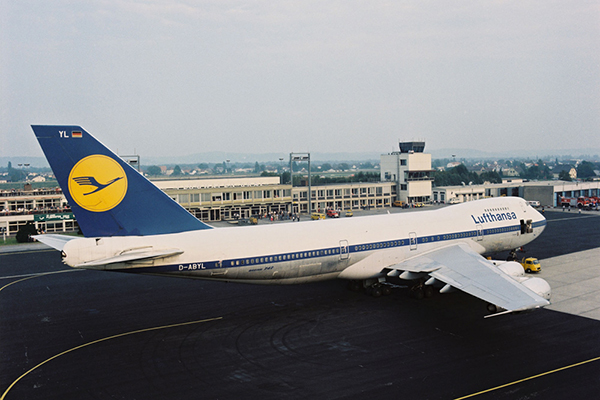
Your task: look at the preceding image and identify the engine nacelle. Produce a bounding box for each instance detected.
[496,261,525,278]
[520,277,551,300]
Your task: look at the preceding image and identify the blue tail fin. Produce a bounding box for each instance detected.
[32,125,212,236]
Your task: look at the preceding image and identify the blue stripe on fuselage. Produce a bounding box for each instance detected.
[111,220,541,274]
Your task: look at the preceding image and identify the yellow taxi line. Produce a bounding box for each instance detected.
[0,269,83,292]
[1,316,223,399]
[454,355,600,399]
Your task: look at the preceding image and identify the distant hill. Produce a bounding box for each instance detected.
[428,148,600,161]
[3,147,599,169]
[141,151,383,165]
[0,156,50,168]
[136,148,600,165]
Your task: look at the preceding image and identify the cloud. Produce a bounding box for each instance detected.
[2,1,599,157]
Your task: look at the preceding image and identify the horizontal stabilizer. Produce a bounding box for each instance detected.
[32,234,78,251]
[76,248,183,268]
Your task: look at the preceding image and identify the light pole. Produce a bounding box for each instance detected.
[290,153,311,214]
[17,163,30,181]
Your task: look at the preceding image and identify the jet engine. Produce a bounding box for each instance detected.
[495,261,525,278]
[520,277,551,300]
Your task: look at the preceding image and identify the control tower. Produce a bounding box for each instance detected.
[398,141,425,153]
[380,141,432,204]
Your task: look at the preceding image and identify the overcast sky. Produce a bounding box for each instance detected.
[2,1,599,158]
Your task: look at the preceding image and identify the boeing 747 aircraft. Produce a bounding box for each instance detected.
[31,126,550,316]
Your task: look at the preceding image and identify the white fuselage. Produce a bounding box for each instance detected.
[62,197,546,284]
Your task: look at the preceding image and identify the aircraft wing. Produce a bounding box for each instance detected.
[390,243,550,313]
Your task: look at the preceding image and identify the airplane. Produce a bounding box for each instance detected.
[31,125,551,316]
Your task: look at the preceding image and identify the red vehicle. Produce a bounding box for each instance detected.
[585,197,598,207]
[326,209,339,218]
[562,196,597,209]
[578,197,593,209]
[560,197,577,207]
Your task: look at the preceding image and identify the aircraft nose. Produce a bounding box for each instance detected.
[534,208,547,234]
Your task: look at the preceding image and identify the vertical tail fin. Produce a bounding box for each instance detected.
[32,125,212,236]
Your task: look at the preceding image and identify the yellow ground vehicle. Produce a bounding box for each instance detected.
[520,257,541,273]
[345,210,353,217]
[311,213,326,220]
[392,200,405,207]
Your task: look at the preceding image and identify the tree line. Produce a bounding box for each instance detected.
[433,164,502,187]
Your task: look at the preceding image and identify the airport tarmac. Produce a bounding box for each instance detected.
[1,209,599,399]
[543,247,600,320]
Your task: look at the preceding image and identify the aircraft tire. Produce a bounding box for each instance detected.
[382,286,392,296]
[371,287,382,298]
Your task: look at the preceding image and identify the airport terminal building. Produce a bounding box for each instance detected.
[0,187,76,236]
[2,139,597,235]
[156,177,395,221]
[0,177,397,235]
[155,177,292,221]
[292,181,395,214]
[433,180,600,207]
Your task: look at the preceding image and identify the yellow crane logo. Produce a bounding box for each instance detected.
[68,155,128,212]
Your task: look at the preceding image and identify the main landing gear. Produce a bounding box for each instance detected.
[347,278,436,299]
[409,281,435,300]
[347,279,394,297]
